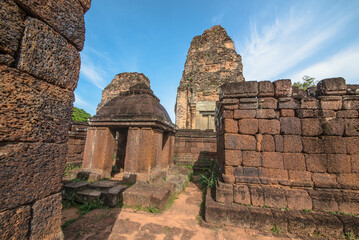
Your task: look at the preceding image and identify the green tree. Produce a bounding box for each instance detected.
[293,75,317,90]
[72,107,91,122]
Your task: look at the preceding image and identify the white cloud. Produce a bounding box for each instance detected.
[74,94,92,108]
[289,44,359,84]
[80,55,106,89]
[237,5,353,81]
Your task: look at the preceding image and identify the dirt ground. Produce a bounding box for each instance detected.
[62,182,300,240]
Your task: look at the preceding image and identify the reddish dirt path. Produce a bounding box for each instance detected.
[62,182,299,240]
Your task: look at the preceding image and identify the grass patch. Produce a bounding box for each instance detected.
[79,200,108,215]
[61,219,77,229]
[196,215,202,225]
[271,225,282,234]
[343,231,359,240]
[302,208,312,213]
[330,211,359,217]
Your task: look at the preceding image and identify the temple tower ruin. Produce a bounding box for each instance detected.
[175,25,245,130]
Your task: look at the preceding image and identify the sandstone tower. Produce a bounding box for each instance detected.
[175,25,245,130]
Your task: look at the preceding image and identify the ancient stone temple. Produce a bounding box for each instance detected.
[82,73,176,179]
[175,25,245,130]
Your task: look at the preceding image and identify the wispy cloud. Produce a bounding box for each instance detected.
[80,54,107,89]
[74,94,94,108]
[289,44,359,84]
[212,12,225,24]
[237,3,356,81]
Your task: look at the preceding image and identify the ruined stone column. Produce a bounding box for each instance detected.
[82,127,116,179]
[0,0,90,239]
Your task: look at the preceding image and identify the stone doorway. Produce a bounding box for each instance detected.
[113,128,129,174]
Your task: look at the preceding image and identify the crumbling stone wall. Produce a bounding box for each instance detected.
[66,122,89,167]
[215,78,359,214]
[0,0,90,239]
[175,25,244,130]
[174,129,217,165]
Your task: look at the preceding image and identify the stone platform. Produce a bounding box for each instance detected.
[205,189,359,239]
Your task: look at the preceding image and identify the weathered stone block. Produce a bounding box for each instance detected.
[319,109,336,118]
[235,167,260,183]
[278,97,300,109]
[14,0,85,50]
[347,84,359,95]
[312,173,340,188]
[259,168,289,185]
[0,66,74,142]
[224,134,240,150]
[17,17,81,90]
[233,184,251,205]
[292,86,306,99]
[280,117,301,135]
[322,136,346,154]
[338,192,359,215]
[344,119,359,136]
[223,110,233,119]
[286,189,312,210]
[337,110,359,118]
[317,77,347,96]
[222,174,235,184]
[343,95,359,109]
[337,174,359,190]
[238,119,258,134]
[280,109,294,117]
[288,170,312,187]
[302,137,323,153]
[273,79,292,97]
[256,109,276,119]
[248,185,264,206]
[312,212,343,239]
[239,97,258,109]
[327,154,351,173]
[301,119,323,136]
[258,81,274,97]
[258,119,280,134]
[351,155,359,172]
[322,118,345,136]
[261,152,283,169]
[262,186,287,208]
[283,135,302,153]
[216,181,233,203]
[274,135,283,152]
[0,0,25,56]
[30,193,62,240]
[301,97,319,109]
[305,154,327,172]
[318,96,343,110]
[0,206,31,240]
[296,109,319,118]
[258,97,277,109]
[283,153,306,171]
[257,134,275,152]
[223,104,238,110]
[224,149,242,166]
[78,0,92,13]
[233,109,256,119]
[242,151,261,167]
[224,119,238,133]
[224,134,256,151]
[308,190,339,212]
[221,81,258,97]
[224,165,234,175]
[0,142,66,211]
[0,53,15,66]
[287,211,316,235]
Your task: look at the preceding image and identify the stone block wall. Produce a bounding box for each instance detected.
[215,79,359,214]
[175,129,217,165]
[66,122,89,166]
[0,0,90,239]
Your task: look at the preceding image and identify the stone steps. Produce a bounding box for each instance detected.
[63,180,128,207]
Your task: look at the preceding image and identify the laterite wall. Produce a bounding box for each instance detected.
[215,78,359,214]
[0,0,90,239]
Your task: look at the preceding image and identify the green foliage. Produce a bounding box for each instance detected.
[61,219,77,229]
[343,231,359,240]
[79,200,107,215]
[302,208,312,213]
[271,225,282,234]
[62,190,79,209]
[146,205,160,214]
[72,107,91,122]
[293,75,317,90]
[199,160,217,190]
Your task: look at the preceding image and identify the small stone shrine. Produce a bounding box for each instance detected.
[81,73,176,179]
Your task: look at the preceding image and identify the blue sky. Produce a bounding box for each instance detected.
[75,0,359,122]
